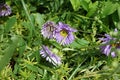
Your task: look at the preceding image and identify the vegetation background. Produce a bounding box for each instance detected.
[0,0,120,80]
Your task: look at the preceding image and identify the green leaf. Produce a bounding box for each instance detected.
[117,6,120,20]
[34,13,45,28]
[117,6,120,29]
[70,0,81,11]
[86,1,98,17]
[80,0,89,11]
[76,38,89,49]
[70,41,81,48]
[112,12,119,27]
[22,21,33,39]
[70,38,89,48]
[0,35,19,72]
[5,16,16,32]
[50,40,62,49]
[13,64,19,74]
[18,38,26,57]
[28,74,36,80]
[0,25,4,35]
[101,2,118,18]
[25,64,39,72]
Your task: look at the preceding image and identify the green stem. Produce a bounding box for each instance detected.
[21,0,34,27]
[21,0,35,39]
[68,57,88,80]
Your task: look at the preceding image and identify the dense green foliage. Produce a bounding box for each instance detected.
[0,0,120,80]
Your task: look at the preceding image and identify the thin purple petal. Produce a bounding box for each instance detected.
[40,45,61,66]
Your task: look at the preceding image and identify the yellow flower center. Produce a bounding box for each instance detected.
[60,30,68,37]
[111,42,120,48]
[1,6,7,11]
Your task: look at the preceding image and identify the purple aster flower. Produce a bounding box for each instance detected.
[41,21,56,39]
[55,22,77,45]
[99,29,120,57]
[0,3,11,17]
[99,34,113,44]
[40,45,61,66]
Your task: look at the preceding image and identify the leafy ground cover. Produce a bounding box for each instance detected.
[0,0,120,80]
